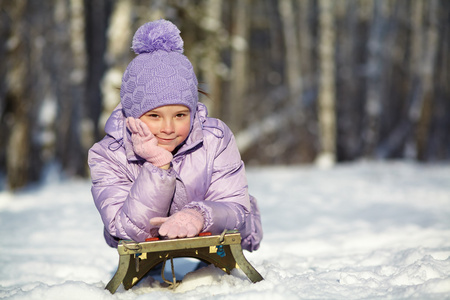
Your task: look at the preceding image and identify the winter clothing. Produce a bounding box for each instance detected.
[89,19,261,252]
[150,208,204,239]
[88,103,263,252]
[121,20,198,123]
[126,117,173,167]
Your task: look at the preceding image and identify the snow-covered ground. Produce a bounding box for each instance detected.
[0,161,449,300]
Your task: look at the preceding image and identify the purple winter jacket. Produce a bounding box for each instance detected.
[88,102,262,251]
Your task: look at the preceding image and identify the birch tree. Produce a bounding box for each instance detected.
[99,0,133,132]
[228,0,249,132]
[4,1,31,189]
[278,0,302,108]
[84,0,109,145]
[411,0,439,160]
[67,0,88,172]
[298,0,313,87]
[316,0,337,167]
[199,0,223,118]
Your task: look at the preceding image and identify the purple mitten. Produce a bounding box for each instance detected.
[126,117,173,167]
[150,209,204,239]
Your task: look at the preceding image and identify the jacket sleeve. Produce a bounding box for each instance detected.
[185,121,251,236]
[88,137,176,244]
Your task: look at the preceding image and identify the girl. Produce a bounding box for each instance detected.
[88,19,262,252]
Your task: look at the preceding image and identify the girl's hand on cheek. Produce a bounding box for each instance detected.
[126,117,173,168]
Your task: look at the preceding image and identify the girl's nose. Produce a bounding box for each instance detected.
[161,118,175,134]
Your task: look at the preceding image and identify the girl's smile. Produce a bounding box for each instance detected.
[139,105,191,152]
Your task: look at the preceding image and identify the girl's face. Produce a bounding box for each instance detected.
[139,105,191,152]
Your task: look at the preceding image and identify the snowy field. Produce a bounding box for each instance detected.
[0,160,449,300]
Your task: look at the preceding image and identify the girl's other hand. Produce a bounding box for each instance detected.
[150,209,204,239]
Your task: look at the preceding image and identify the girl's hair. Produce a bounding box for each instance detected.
[198,87,210,98]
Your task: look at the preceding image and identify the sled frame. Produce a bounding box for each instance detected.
[105,230,263,294]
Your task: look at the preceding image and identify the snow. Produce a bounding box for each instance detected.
[1,161,449,299]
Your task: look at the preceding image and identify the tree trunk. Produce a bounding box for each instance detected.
[316,0,337,167]
[4,1,32,189]
[363,0,386,158]
[199,0,223,118]
[228,0,249,132]
[414,0,439,160]
[298,0,313,88]
[278,0,302,107]
[69,0,89,172]
[84,0,110,148]
[99,0,133,132]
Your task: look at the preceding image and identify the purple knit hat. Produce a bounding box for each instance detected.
[120,20,198,121]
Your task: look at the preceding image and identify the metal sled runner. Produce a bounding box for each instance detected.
[105,230,263,293]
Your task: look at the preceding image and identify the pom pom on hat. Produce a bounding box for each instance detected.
[121,19,198,121]
[132,19,184,55]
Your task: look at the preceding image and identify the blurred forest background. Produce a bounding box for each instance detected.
[1,0,449,190]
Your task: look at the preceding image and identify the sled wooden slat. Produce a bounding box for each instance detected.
[105,230,263,294]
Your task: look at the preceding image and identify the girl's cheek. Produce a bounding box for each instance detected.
[146,123,160,135]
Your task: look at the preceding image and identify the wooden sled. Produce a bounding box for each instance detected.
[105,230,263,293]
